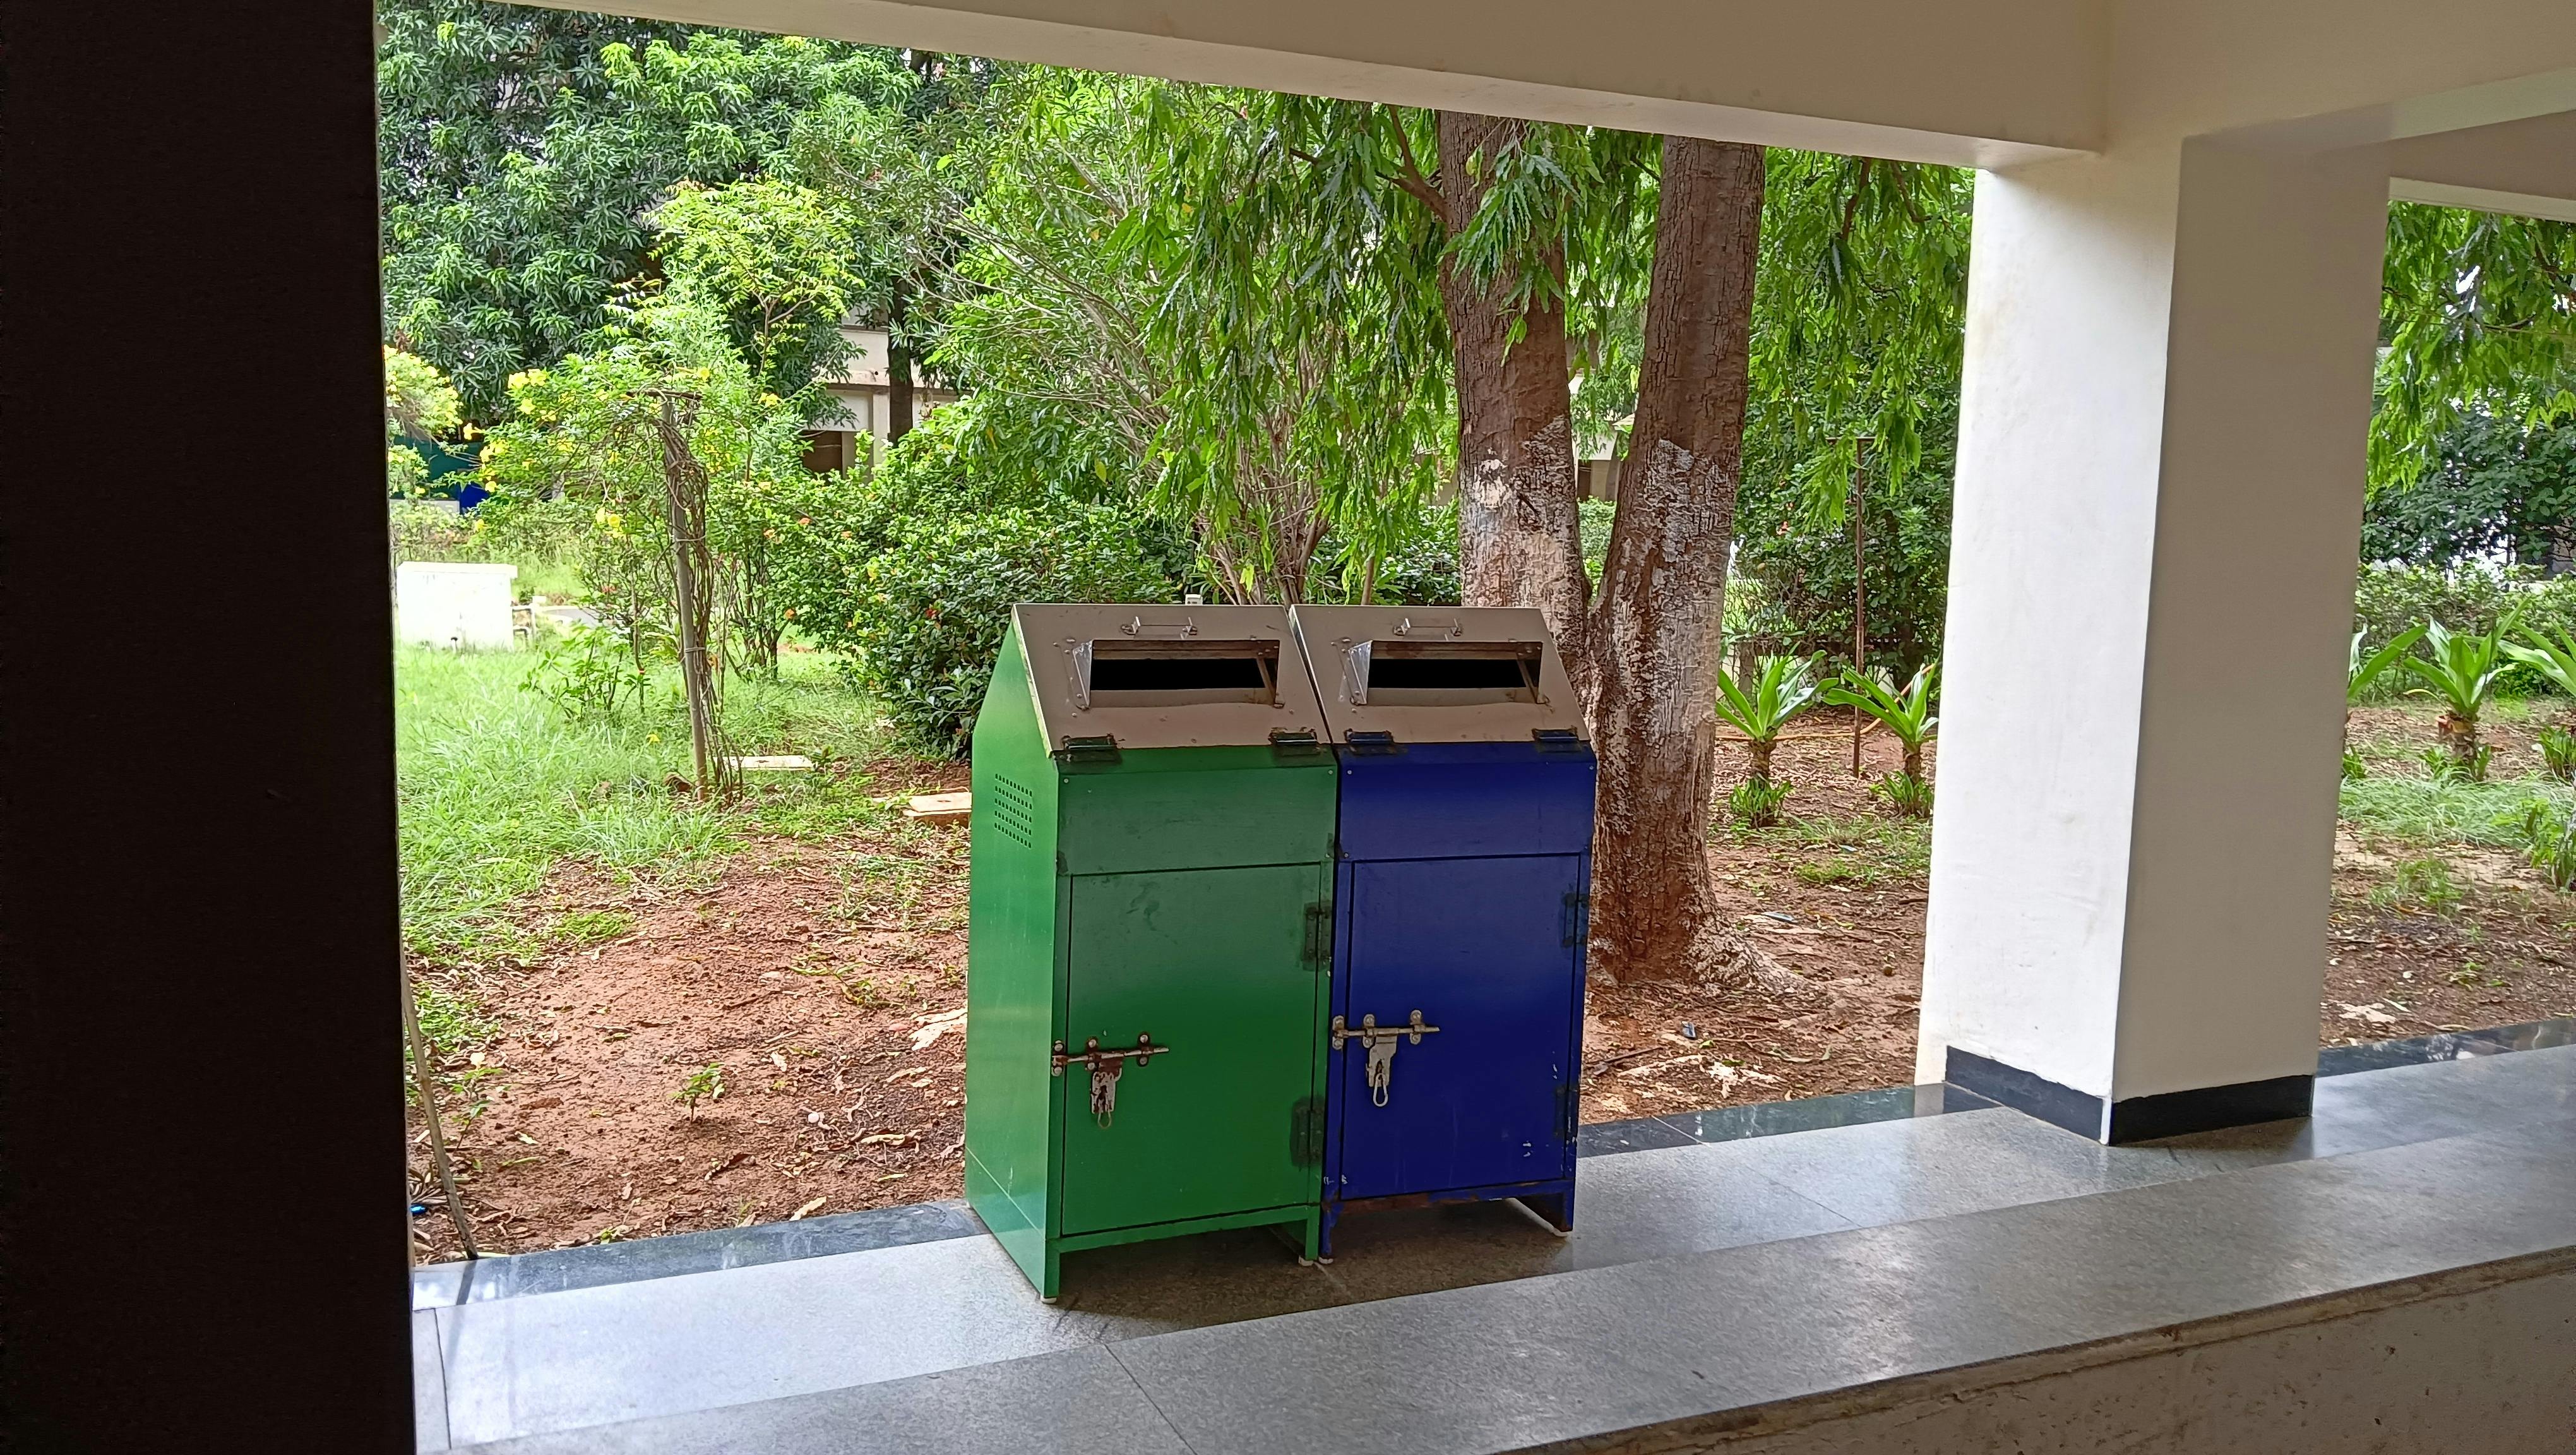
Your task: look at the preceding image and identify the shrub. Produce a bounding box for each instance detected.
[1729,775,1796,829]
[841,504,1175,752]
[2419,743,2494,784]
[2370,856,2463,913]
[2542,726,2576,782]
[1870,772,1935,818]
[520,623,648,722]
[2353,563,2576,697]
[2512,801,2576,889]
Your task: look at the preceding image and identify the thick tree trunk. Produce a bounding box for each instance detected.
[885,285,915,448]
[1435,112,1592,677]
[1587,138,1804,996]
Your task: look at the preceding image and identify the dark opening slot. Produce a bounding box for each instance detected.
[1089,655,1271,691]
[1366,656,1532,691]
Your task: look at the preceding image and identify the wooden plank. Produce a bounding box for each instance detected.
[905,790,972,825]
[724,755,814,773]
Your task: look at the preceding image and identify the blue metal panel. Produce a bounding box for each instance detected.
[1332,742,1595,860]
[1327,853,1585,1202]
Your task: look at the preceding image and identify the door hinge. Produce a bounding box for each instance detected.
[1532,727,1588,755]
[1054,734,1120,763]
[1561,891,1592,947]
[1304,900,1333,970]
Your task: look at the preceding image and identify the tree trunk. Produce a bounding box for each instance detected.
[1435,112,1592,680]
[1587,138,1804,997]
[885,284,915,448]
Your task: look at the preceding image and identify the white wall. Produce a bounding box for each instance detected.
[396,563,519,652]
[1918,138,2387,1103]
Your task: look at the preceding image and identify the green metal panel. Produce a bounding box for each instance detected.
[963,626,1062,1288]
[1058,863,1327,1235]
[1058,746,1335,874]
[965,610,1335,1299]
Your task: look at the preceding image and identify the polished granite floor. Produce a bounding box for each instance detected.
[415,1020,2576,1452]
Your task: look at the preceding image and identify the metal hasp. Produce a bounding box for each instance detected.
[965,604,1337,1300]
[1287,605,1595,1257]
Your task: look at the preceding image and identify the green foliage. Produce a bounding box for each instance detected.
[1823,660,1938,755]
[2354,563,2576,697]
[378,12,914,421]
[1728,775,1796,830]
[2343,746,2369,782]
[2404,618,2513,723]
[2505,622,2576,703]
[791,494,1176,753]
[1870,772,1935,820]
[2369,856,2462,914]
[2364,411,2576,568]
[2373,203,2576,493]
[2541,726,2576,783]
[385,347,464,496]
[1714,655,1822,748]
[652,176,862,401]
[520,623,649,721]
[2419,743,2494,785]
[477,285,811,673]
[2349,625,2425,704]
[2339,769,2576,849]
[2512,800,2576,890]
[674,1062,727,1110]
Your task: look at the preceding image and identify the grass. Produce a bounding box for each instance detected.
[1736,811,1933,888]
[397,642,922,967]
[2337,772,2576,849]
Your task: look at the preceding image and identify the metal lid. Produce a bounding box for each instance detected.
[1011,604,1332,751]
[1285,606,1586,745]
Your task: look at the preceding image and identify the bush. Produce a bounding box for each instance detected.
[2352,562,2576,697]
[2513,800,2576,889]
[840,504,1175,752]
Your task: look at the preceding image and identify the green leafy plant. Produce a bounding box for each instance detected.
[2342,746,2369,782]
[1825,659,1938,777]
[2349,624,2426,705]
[2541,726,2576,783]
[2404,619,2512,772]
[2512,800,2576,890]
[2419,743,2495,785]
[1869,771,1936,819]
[1715,655,1822,782]
[674,1062,727,1112]
[520,623,649,722]
[1727,775,1796,830]
[2370,856,2463,914]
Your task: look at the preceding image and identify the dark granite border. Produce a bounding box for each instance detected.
[1943,1048,2106,1139]
[411,1017,2573,1308]
[1945,1047,2318,1146]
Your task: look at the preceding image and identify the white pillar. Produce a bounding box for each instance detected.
[1917,138,2391,1142]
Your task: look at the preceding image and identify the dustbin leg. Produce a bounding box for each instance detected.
[1520,1188,1575,1236]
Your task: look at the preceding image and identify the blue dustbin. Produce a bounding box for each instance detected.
[1285,606,1595,1255]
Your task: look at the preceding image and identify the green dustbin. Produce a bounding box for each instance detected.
[964,604,1337,1299]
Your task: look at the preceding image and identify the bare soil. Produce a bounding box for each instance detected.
[411,709,2576,1260]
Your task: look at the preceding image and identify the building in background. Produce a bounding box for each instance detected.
[802,321,959,473]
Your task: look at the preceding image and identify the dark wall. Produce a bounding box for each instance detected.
[2,3,410,1447]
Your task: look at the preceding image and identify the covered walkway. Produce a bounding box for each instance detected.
[419,1024,2575,1451]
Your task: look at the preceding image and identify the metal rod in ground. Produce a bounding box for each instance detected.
[1851,437,1869,777]
[400,952,480,1260]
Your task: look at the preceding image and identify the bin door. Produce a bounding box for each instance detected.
[1060,865,1324,1236]
[1334,855,1582,1200]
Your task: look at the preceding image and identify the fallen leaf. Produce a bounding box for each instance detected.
[789,1196,827,1221]
[2336,1002,2399,1026]
[909,1005,969,1051]
[859,1131,914,1146]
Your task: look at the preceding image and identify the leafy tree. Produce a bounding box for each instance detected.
[2362,410,2576,570]
[476,284,809,674]
[652,176,861,404]
[383,347,463,496]
[2374,204,2576,493]
[379,18,910,421]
